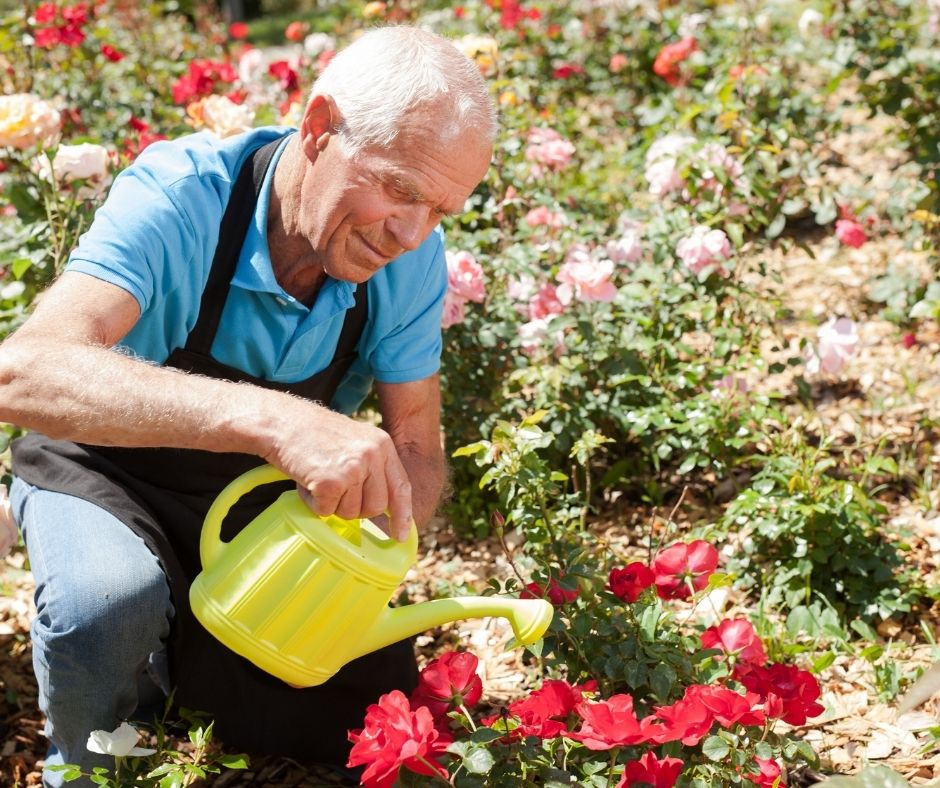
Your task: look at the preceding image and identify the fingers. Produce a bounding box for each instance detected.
[290,427,413,541]
[384,453,413,542]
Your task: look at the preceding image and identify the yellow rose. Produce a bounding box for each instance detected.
[0,93,61,150]
[362,1,386,19]
[454,35,499,75]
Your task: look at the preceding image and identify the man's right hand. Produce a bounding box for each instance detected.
[262,403,414,541]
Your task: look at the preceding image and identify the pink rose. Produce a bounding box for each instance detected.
[441,291,466,329]
[675,226,733,276]
[518,318,565,357]
[528,283,565,320]
[835,218,866,248]
[525,127,576,173]
[525,205,567,228]
[507,274,537,302]
[644,133,694,197]
[605,230,642,264]
[804,317,858,376]
[645,158,685,197]
[446,250,485,303]
[518,318,549,355]
[556,255,617,303]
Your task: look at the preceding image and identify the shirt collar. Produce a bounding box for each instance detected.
[229,131,357,313]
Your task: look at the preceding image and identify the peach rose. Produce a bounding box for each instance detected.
[0,93,61,149]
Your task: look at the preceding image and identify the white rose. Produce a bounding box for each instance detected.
[0,93,61,149]
[303,32,335,57]
[238,48,266,86]
[798,8,824,37]
[201,95,255,138]
[36,143,113,200]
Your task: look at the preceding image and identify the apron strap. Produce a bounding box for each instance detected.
[183,138,283,356]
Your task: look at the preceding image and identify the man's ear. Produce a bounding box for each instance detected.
[300,94,342,163]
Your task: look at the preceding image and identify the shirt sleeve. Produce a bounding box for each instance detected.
[367,228,447,384]
[65,145,219,315]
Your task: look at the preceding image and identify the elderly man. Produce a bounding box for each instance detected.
[0,25,495,784]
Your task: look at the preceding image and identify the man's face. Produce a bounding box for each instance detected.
[301,123,492,283]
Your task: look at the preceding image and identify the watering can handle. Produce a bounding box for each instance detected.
[200,464,291,570]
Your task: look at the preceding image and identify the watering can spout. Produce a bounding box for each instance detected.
[354,596,554,659]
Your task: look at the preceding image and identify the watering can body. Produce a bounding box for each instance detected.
[190,465,553,687]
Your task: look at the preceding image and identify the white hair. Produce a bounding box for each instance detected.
[312,26,497,156]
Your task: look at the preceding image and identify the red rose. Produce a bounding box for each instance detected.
[521,575,578,607]
[60,3,88,24]
[410,651,483,720]
[652,540,719,599]
[653,36,697,86]
[483,679,594,739]
[568,694,647,749]
[684,684,764,729]
[619,751,684,787]
[835,218,866,248]
[100,44,123,62]
[700,618,767,666]
[285,21,307,42]
[34,2,58,24]
[608,562,655,603]
[752,757,785,787]
[58,22,85,46]
[553,62,585,79]
[645,689,714,746]
[34,26,61,48]
[347,690,452,788]
[734,662,824,725]
[268,60,299,92]
[228,22,249,40]
[499,0,525,29]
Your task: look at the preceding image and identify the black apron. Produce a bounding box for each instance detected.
[11,138,418,763]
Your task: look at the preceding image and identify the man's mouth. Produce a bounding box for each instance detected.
[357,233,396,262]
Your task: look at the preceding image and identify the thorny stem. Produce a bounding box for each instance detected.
[459,703,477,732]
[496,521,530,592]
[679,576,705,628]
[414,757,454,785]
[606,746,622,787]
[536,489,561,561]
[579,466,592,532]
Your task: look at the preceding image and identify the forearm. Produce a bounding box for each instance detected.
[0,337,288,456]
[396,442,446,528]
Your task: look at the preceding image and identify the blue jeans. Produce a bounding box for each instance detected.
[12,477,175,788]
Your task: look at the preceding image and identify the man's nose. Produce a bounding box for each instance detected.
[387,204,436,251]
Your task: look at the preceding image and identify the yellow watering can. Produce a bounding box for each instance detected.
[190,464,554,688]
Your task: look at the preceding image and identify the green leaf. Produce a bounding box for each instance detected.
[819,766,911,787]
[159,773,185,788]
[469,728,502,744]
[702,735,730,761]
[754,741,774,761]
[462,744,495,774]
[453,442,486,458]
[11,258,32,280]
[217,754,250,769]
[765,212,787,239]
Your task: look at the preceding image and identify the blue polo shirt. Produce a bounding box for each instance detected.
[66,127,447,414]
